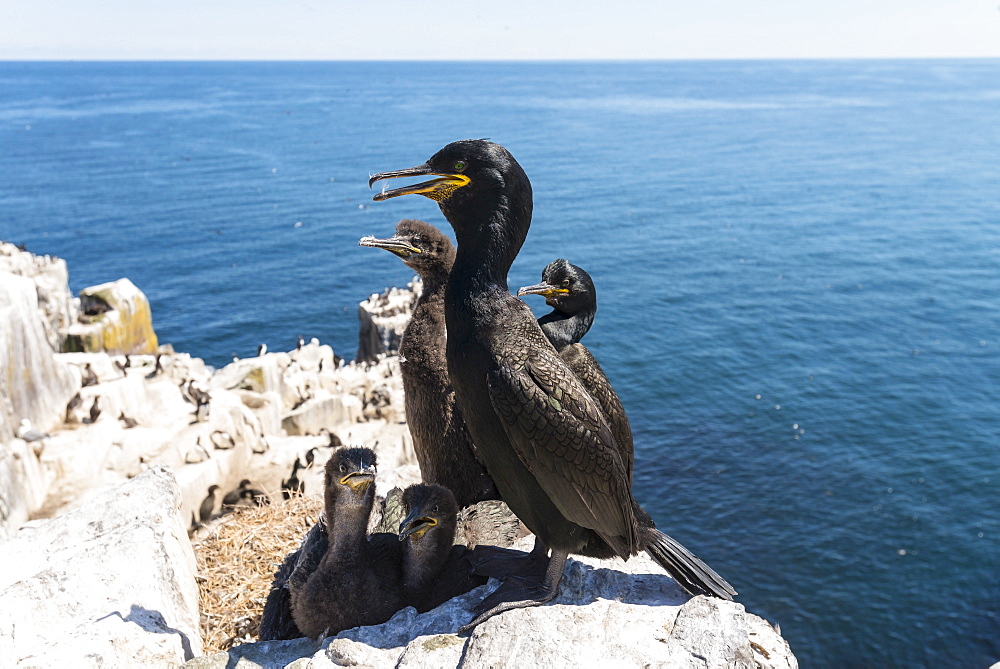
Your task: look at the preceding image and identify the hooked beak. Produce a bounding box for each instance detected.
[398,508,439,541]
[517,282,569,299]
[359,235,422,258]
[369,164,470,202]
[339,468,375,494]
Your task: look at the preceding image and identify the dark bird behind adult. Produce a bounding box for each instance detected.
[518,258,633,481]
[360,219,499,507]
[370,139,735,630]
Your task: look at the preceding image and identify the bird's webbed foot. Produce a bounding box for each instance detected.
[467,536,549,581]
[458,548,567,634]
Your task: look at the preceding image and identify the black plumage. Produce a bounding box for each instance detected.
[288,447,403,639]
[199,484,219,523]
[282,459,306,499]
[260,449,491,641]
[222,479,267,508]
[370,140,735,629]
[360,219,499,507]
[397,484,489,613]
[222,479,252,507]
[518,258,633,481]
[278,448,488,640]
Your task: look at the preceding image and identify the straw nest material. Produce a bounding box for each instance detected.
[192,493,321,653]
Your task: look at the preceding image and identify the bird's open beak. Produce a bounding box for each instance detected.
[358,235,422,258]
[398,509,439,541]
[340,469,375,493]
[369,164,470,202]
[517,282,568,299]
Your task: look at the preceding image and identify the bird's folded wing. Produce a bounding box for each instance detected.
[562,343,634,481]
[487,353,636,555]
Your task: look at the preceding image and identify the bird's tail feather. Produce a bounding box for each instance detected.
[643,528,736,600]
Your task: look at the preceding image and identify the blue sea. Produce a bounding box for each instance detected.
[2,60,998,667]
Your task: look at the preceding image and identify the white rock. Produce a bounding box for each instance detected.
[0,466,202,666]
[185,536,795,669]
[0,272,79,440]
[356,279,420,361]
[282,391,361,436]
[0,242,77,351]
[212,355,285,399]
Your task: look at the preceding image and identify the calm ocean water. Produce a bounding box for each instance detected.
[2,60,998,667]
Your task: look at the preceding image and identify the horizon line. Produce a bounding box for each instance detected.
[3,55,1000,63]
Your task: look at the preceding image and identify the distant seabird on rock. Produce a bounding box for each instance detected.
[222,479,267,508]
[223,479,253,507]
[146,353,164,379]
[282,459,306,499]
[17,418,49,442]
[88,397,102,424]
[297,335,305,350]
[304,447,318,469]
[65,393,83,422]
[241,486,269,506]
[199,484,220,523]
[210,430,236,450]
[81,363,98,387]
[257,343,268,356]
[119,412,139,429]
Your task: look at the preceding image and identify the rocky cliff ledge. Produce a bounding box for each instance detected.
[0,243,797,668]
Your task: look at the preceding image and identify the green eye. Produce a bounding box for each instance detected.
[561,279,570,288]
[454,161,466,171]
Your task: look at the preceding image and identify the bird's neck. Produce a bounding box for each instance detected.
[326,491,374,557]
[539,307,595,351]
[417,267,449,299]
[401,274,447,372]
[448,195,531,296]
[402,531,451,599]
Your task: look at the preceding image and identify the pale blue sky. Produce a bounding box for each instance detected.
[2,0,999,60]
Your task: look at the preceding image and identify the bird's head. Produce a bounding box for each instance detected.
[359,219,456,275]
[398,483,458,543]
[325,446,377,502]
[517,258,596,314]
[369,140,531,230]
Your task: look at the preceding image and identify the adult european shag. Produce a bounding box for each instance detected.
[370,140,735,629]
[359,219,500,507]
[518,258,633,482]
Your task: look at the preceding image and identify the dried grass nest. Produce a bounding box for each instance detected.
[192,493,321,653]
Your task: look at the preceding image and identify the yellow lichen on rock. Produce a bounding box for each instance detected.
[64,278,159,355]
